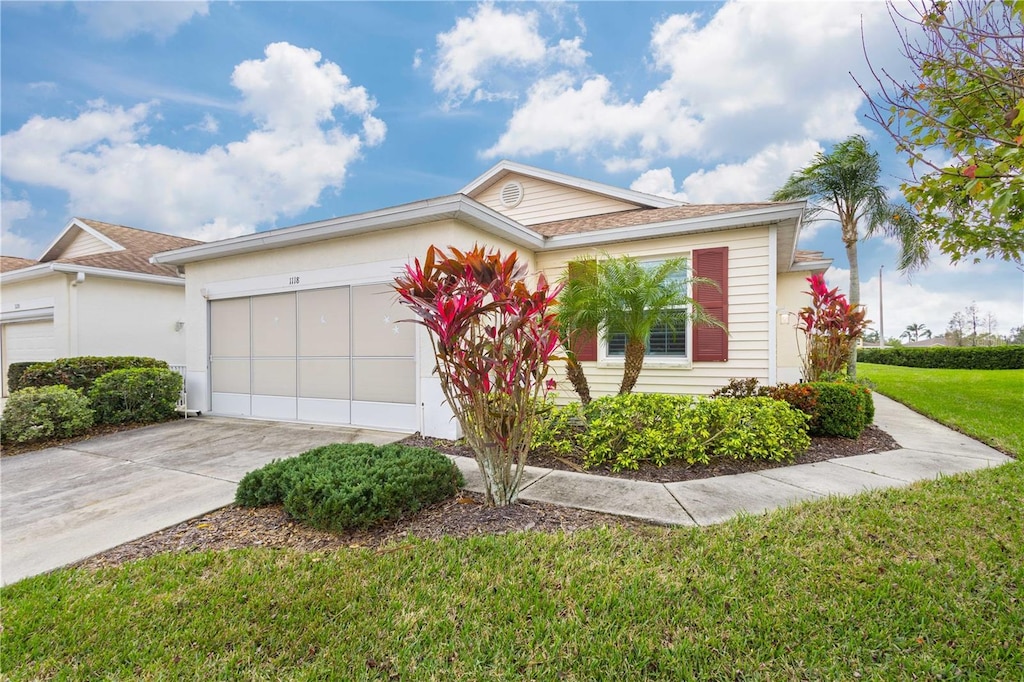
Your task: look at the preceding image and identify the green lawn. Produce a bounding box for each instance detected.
[3,463,1022,680]
[859,363,1024,457]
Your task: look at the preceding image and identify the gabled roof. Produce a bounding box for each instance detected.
[0,256,39,273]
[461,160,684,210]
[530,203,783,237]
[40,218,201,278]
[1,218,202,285]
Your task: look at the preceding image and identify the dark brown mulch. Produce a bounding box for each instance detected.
[74,492,648,571]
[402,425,900,484]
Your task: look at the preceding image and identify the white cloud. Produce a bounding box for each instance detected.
[485,1,888,167]
[76,1,209,40]
[432,2,588,109]
[186,113,219,134]
[1,197,39,258]
[630,168,687,202]
[0,43,385,240]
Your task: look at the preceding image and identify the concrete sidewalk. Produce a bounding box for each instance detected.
[453,393,1015,526]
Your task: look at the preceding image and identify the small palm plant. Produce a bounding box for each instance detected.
[558,255,723,400]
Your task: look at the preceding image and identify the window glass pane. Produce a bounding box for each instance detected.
[607,309,688,357]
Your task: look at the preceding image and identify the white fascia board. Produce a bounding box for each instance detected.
[460,160,683,209]
[152,195,544,266]
[38,218,124,261]
[49,263,185,286]
[787,259,834,273]
[0,264,55,284]
[540,204,807,251]
[1,307,55,323]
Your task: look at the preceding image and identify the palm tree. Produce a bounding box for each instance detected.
[903,323,932,342]
[772,135,927,377]
[557,255,721,399]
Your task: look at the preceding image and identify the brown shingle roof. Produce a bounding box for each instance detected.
[0,255,39,273]
[44,219,203,278]
[794,249,827,263]
[530,203,782,237]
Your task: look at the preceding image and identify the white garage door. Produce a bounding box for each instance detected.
[2,320,56,396]
[209,284,417,431]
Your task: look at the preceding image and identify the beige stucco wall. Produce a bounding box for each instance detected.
[74,277,187,364]
[776,271,811,383]
[536,226,774,401]
[1,272,71,354]
[475,173,638,225]
[180,218,536,426]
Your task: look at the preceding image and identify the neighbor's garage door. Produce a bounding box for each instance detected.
[209,284,417,431]
[2,320,56,397]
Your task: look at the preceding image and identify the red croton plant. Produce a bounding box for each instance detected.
[393,245,562,506]
[798,274,869,381]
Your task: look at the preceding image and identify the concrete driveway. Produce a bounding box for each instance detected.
[1,417,405,585]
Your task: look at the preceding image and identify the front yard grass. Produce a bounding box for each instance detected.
[859,363,1023,457]
[3,461,1021,680]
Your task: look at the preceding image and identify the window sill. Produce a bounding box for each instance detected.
[597,359,692,370]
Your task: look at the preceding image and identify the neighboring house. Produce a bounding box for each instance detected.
[152,161,831,438]
[0,218,201,396]
[903,336,955,348]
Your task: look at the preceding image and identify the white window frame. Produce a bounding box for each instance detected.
[596,254,693,369]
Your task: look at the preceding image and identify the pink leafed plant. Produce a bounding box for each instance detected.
[394,245,562,506]
[798,274,869,381]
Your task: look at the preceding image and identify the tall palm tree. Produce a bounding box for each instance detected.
[772,135,927,377]
[557,255,721,399]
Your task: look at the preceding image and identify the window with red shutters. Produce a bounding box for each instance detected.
[692,247,729,362]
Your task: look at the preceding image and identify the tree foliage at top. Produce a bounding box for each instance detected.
[858,0,1024,265]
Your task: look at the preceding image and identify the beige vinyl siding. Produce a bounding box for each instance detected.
[475,174,639,226]
[60,230,114,259]
[538,227,773,402]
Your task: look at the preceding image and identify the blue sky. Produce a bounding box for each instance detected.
[2,1,1021,338]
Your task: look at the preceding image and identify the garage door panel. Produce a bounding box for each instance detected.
[352,358,415,403]
[251,395,296,420]
[298,287,349,357]
[210,299,250,356]
[252,359,296,397]
[252,294,296,357]
[210,359,250,393]
[298,358,349,399]
[352,284,415,357]
[297,398,350,424]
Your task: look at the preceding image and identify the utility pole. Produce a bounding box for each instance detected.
[876,261,884,346]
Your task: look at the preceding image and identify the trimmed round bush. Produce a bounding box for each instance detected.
[1,385,94,444]
[236,443,465,531]
[88,368,182,425]
[806,381,869,439]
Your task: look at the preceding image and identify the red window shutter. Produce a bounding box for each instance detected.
[692,247,728,362]
[566,259,598,361]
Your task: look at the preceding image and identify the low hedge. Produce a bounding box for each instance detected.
[88,368,182,425]
[236,443,464,531]
[0,385,94,444]
[13,356,170,393]
[6,362,39,393]
[857,345,1024,370]
[532,393,810,472]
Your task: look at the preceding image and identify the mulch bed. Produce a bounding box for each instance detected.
[402,425,900,484]
[70,426,899,571]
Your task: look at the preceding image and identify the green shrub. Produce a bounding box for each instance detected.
[806,382,869,439]
[710,378,774,399]
[88,368,181,425]
[858,345,1024,370]
[6,362,40,393]
[710,397,811,461]
[532,393,810,472]
[0,385,94,444]
[16,356,169,393]
[236,443,464,532]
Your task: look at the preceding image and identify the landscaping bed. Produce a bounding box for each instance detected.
[403,425,899,484]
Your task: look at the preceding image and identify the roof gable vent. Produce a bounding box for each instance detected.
[499,181,524,208]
